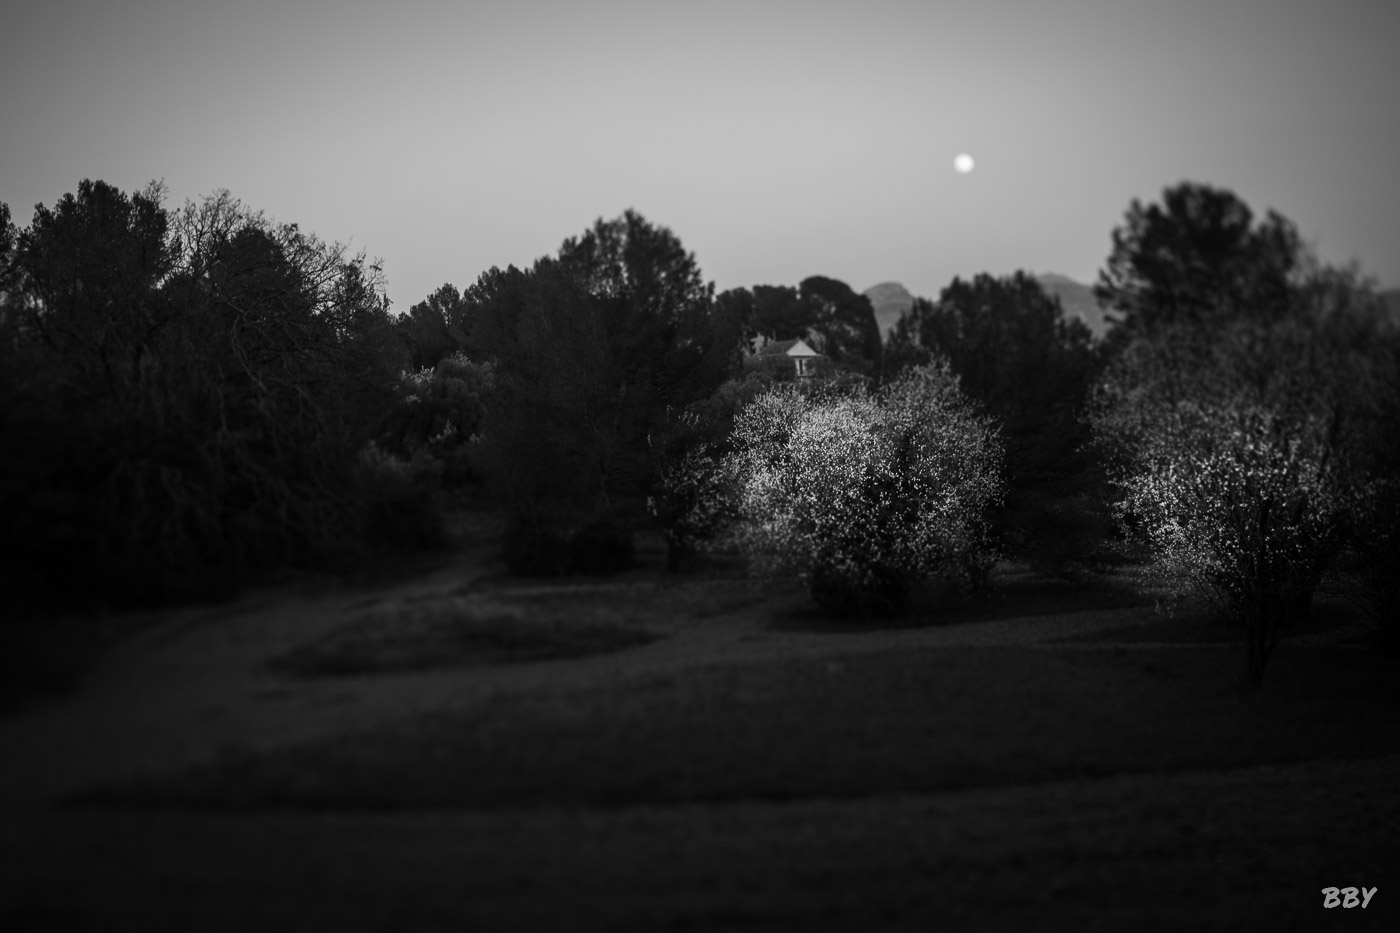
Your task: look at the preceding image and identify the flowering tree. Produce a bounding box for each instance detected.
[1090,309,1359,686]
[718,362,1002,616]
[1105,400,1345,685]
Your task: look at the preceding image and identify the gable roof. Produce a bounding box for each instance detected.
[757,337,821,358]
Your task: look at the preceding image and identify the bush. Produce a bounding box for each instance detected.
[720,362,1003,617]
[379,353,495,489]
[1091,321,1353,685]
[352,444,446,552]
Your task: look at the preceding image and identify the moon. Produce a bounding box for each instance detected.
[954,153,975,174]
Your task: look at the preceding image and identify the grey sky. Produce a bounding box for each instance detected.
[3,0,1397,312]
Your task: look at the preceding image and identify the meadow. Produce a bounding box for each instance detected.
[2,522,1395,932]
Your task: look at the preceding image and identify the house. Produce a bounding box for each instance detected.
[756,337,823,378]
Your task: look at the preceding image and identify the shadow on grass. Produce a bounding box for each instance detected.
[1054,596,1370,646]
[70,639,1400,813]
[768,565,1153,633]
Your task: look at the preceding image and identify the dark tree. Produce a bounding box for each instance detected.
[398,282,463,370]
[1095,181,1303,340]
[750,284,808,341]
[8,180,176,393]
[797,275,882,374]
[460,211,741,573]
[885,272,1106,574]
[0,183,429,615]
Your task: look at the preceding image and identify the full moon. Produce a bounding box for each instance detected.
[954,153,975,174]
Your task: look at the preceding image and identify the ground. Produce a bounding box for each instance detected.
[0,530,1395,931]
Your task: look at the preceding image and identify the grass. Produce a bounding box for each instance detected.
[74,638,1400,811]
[17,551,1400,932]
[268,592,660,677]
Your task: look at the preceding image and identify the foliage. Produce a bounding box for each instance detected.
[458,211,743,573]
[719,362,1002,616]
[1099,398,1346,684]
[1089,258,1389,683]
[723,277,882,373]
[396,282,464,370]
[797,276,883,373]
[0,182,430,615]
[885,272,1108,575]
[379,352,495,488]
[1329,308,1400,643]
[1095,181,1303,341]
[352,443,446,551]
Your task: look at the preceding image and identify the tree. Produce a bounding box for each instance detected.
[1094,393,1346,687]
[459,211,742,573]
[8,179,176,394]
[885,272,1105,574]
[1089,259,1387,684]
[0,182,430,614]
[1095,181,1303,340]
[720,362,1002,616]
[398,283,463,370]
[729,278,882,374]
[798,275,882,374]
[887,272,1097,419]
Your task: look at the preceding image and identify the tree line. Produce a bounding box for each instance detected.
[3,178,1396,684]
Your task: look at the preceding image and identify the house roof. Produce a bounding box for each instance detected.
[757,337,820,358]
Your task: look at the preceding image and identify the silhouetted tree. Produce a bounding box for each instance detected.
[460,211,741,573]
[885,272,1106,574]
[798,275,882,374]
[398,282,463,369]
[1095,181,1303,342]
[0,182,430,615]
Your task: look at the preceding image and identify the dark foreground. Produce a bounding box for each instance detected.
[1,557,1395,931]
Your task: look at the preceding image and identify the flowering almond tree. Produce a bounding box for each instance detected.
[1095,383,1347,686]
[722,363,1003,616]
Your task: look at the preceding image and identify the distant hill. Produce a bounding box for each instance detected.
[863,282,915,338]
[1034,274,1115,338]
[863,276,1115,340]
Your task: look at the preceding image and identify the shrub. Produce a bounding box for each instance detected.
[721,362,1002,617]
[379,353,495,489]
[352,444,446,552]
[1092,344,1350,687]
[1089,262,1396,684]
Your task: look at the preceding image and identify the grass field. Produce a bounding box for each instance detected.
[2,536,1396,931]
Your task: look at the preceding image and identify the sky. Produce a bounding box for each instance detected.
[3,0,1398,313]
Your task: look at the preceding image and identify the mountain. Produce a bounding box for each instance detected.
[1033,274,1115,338]
[862,281,915,338]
